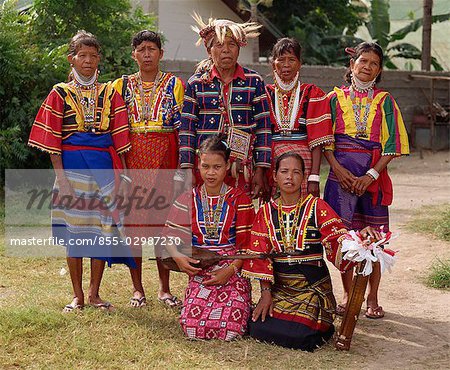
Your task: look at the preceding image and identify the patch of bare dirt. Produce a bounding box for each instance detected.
[329,150,450,368]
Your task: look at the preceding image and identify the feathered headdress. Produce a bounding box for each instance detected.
[192,12,261,48]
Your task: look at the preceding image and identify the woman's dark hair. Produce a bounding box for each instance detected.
[132,30,162,50]
[271,37,301,62]
[198,134,231,162]
[68,30,100,56]
[344,42,384,84]
[275,152,305,173]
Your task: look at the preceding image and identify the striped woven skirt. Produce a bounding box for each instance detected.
[125,132,178,241]
[52,132,135,267]
[248,262,336,351]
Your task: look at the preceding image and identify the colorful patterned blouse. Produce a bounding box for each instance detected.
[165,186,255,252]
[266,83,334,149]
[325,86,409,155]
[112,72,184,133]
[29,82,130,155]
[241,195,353,282]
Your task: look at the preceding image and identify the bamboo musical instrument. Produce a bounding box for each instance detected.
[334,261,370,351]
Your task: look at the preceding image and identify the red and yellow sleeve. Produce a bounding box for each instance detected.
[163,191,192,245]
[109,88,131,155]
[234,192,255,253]
[316,198,354,272]
[306,85,334,149]
[241,205,274,282]
[28,89,64,155]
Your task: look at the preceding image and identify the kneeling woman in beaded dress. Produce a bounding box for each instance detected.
[163,135,255,340]
[241,153,379,351]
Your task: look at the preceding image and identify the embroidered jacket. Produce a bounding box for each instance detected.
[241,195,354,282]
[179,64,271,168]
[29,82,130,155]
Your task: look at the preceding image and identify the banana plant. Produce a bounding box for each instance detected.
[366,0,449,70]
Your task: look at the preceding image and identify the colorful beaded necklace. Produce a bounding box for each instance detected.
[350,75,376,138]
[135,71,161,124]
[277,198,302,252]
[72,68,99,131]
[274,81,301,136]
[200,183,227,239]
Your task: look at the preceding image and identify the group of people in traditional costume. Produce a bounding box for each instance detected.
[28,12,409,351]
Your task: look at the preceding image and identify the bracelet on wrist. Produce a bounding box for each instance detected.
[120,174,132,184]
[307,174,320,183]
[365,168,379,181]
[173,169,186,182]
[260,287,271,292]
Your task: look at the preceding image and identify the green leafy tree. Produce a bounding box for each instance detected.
[30,0,157,80]
[259,0,366,65]
[366,0,449,70]
[0,0,157,178]
[0,0,37,175]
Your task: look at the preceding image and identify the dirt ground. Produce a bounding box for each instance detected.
[328,150,450,369]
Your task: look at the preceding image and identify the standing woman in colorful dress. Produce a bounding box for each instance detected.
[163,135,255,340]
[28,30,135,312]
[323,42,409,319]
[113,30,185,308]
[266,38,334,198]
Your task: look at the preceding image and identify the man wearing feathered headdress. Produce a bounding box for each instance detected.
[177,13,271,197]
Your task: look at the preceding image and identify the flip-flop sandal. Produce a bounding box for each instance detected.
[335,304,346,316]
[365,306,385,319]
[91,301,115,312]
[62,303,83,313]
[158,296,182,308]
[130,296,147,308]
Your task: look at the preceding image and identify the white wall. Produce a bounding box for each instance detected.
[157,0,254,63]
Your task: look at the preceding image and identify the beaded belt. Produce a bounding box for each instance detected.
[130,125,174,134]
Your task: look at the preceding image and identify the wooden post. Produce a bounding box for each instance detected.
[421,0,433,71]
[250,1,260,64]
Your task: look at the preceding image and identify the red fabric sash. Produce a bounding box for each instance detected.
[339,147,393,206]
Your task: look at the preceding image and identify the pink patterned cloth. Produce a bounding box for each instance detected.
[180,258,251,341]
[165,187,255,340]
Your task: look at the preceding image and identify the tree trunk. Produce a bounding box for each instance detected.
[421,0,433,71]
[250,2,260,63]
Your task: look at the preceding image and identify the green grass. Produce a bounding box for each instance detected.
[0,191,370,369]
[0,253,366,369]
[406,204,450,242]
[425,258,450,290]
[407,204,450,291]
